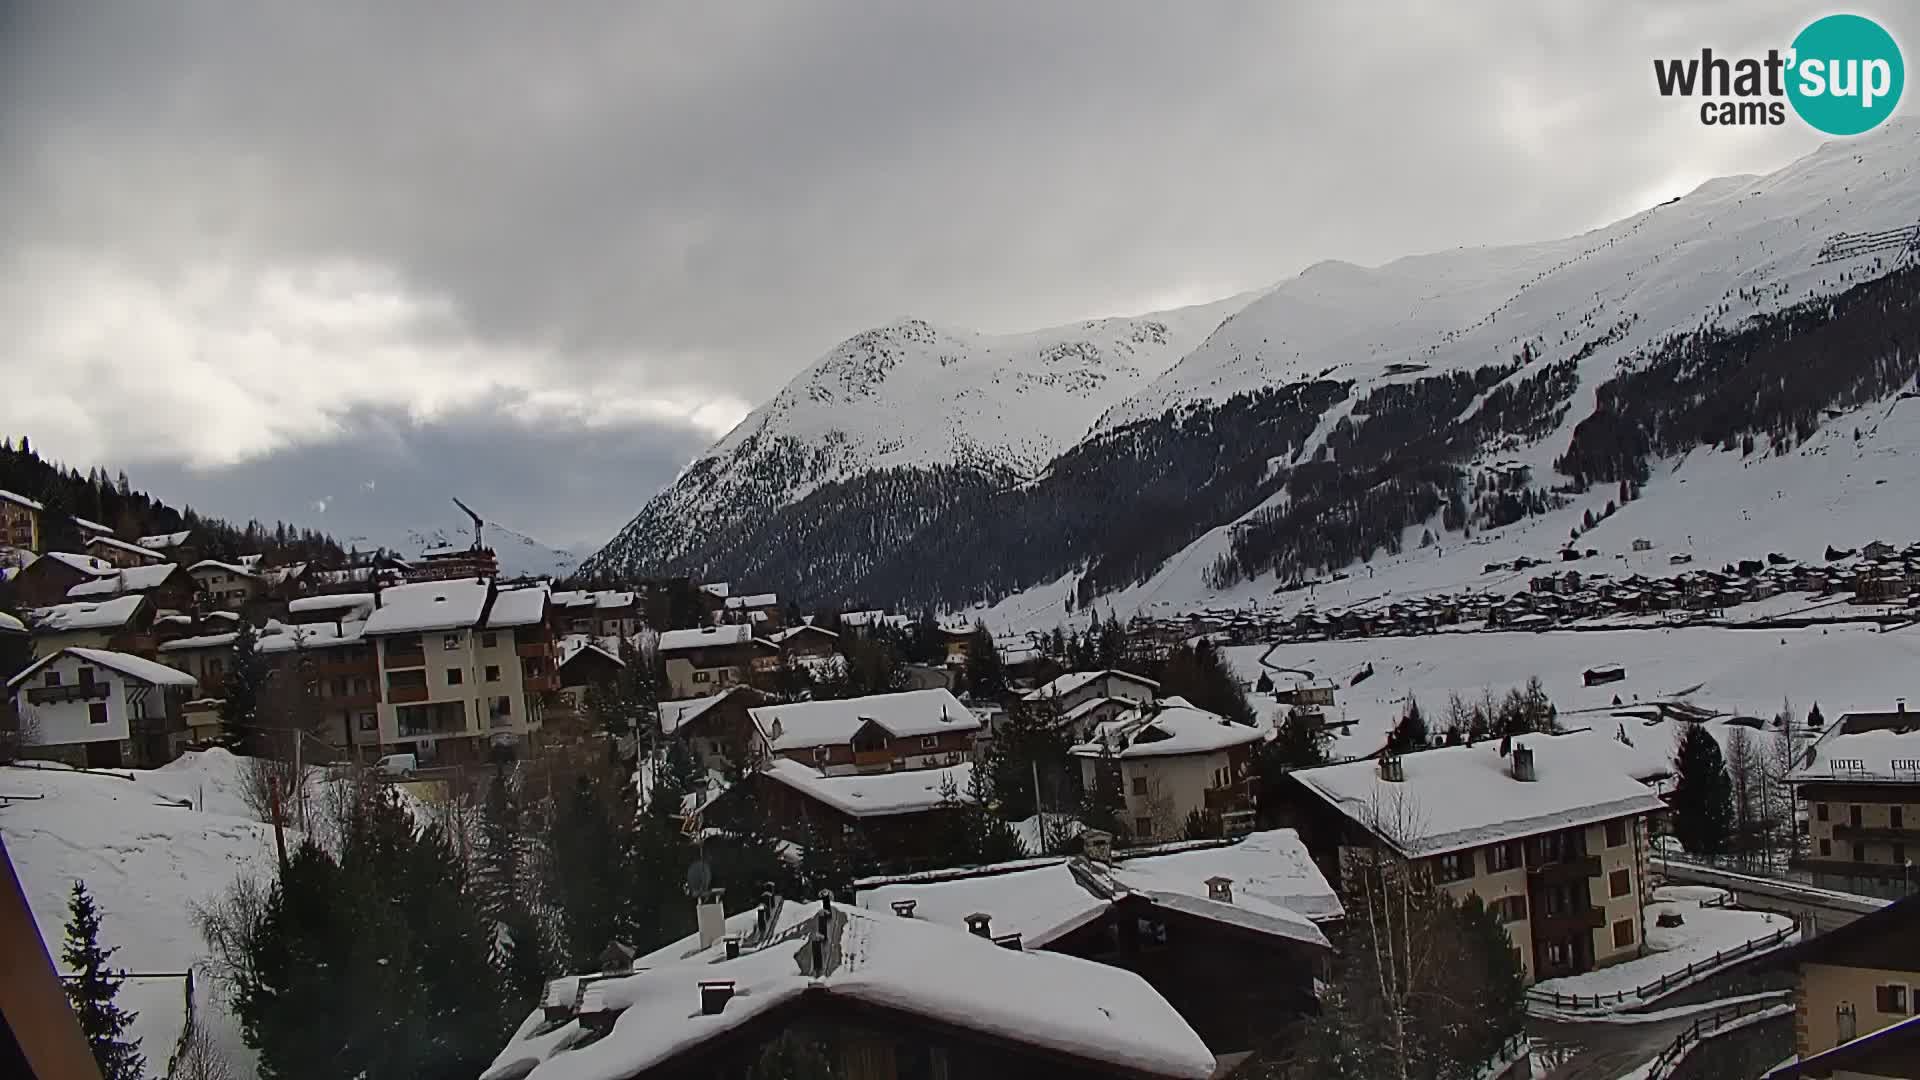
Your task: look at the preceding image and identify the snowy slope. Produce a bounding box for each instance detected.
[1,751,286,1078]
[585,295,1249,574]
[343,519,579,579]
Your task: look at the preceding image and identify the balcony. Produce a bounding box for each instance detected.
[389,683,429,704]
[524,674,557,693]
[1831,822,1919,842]
[1528,855,1602,884]
[25,682,112,706]
[853,748,895,770]
[516,639,553,659]
[1203,784,1254,815]
[1532,905,1607,936]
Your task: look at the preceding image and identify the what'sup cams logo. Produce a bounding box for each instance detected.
[1654,13,1903,134]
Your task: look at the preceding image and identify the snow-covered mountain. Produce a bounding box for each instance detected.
[589,121,1920,616]
[583,295,1248,577]
[343,519,579,579]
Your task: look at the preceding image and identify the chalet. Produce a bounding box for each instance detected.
[157,629,239,695]
[1070,698,1265,843]
[769,623,840,667]
[940,624,973,666]
[7,647,198,768]
[285,592,375,626]
[8,552,118,608]
[82,534,169,570]
[1273,679,1337,708]
[1633,538,1653,552]
[0,489,43,551]
[1863,540,1898,561]
[750,688,978,775]
[549,589,642,638]
[744,758,979,863]
[549,638,626,735]
[135,530,196,562]
[855,830,1338,1055]
[660,685,763,771]
[187,560,267,611]
[28,594,155,657]
[1583,664,1627,687]
[1024,668,1159,712]
[65,562,193,613]
[1791,706,1920,892]
[658,623,778,699]
[1281,734,1666,984]
[1765,894,1920,1079]
[489,894,1218,1080]
[721,591,783,630]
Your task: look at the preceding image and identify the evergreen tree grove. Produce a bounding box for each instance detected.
[61,880,144,1080]
[1671,723,1736,856]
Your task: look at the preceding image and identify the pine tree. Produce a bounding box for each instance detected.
[963,620,1006,697]
[1156,639,1255,725]
[1387,696,1429,754]
[61,881,144,1080]
[1672,724,1735,856]
[219,622,271,754]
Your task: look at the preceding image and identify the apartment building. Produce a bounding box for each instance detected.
[84,534,171,570]
[187,560,267,611]
[1284,731,1667,983]
[361,578,554,765]
[0,489,42,551]
[1792,707,1920,893]
[257,620,383,756]
[548,589,642,638]
[1070,697,1265,843]
[1766,894,1920,1079]
[658,623,778,699]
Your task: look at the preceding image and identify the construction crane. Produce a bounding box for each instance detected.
[451,497,485,552]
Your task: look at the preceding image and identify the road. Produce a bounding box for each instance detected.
[1529,1013,1696,1080]
[1657,858,1889,935]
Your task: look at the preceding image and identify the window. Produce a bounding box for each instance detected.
[358,713,378,732]
[1546,941,1572,967]
[1131,776,1148,796]
[447,669,463,686]
[492,696,512,717]
[1485,842,1521,873]
[693,670,712,683]
[1495,895,1527,923]
[1895,843,1906,865]
[919,736,938,750]
[1609,869,1631,898]
[77,666,96,685]
[1820,838,1832,857]
[485,665,501,682]
[1851,805,1863,828]
[1876,984,1909,1015]
[208,658,223,677]
[1853,842,1867,863]
[1433,852,1474,883]
[1837,1002,1857,1043]
[812,746,831,764]
[480,632,497,649]
[443,634,461,651]
[1606,820,1628,847]
[44,671,60,687]
[88,702,109,725]
[1612,919,1635,948]
[1893,806,1905,830]
[1817,802,1830,821]
[1134,817,1154,838]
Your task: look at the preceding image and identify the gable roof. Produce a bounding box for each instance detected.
[1776,892,1916,973]
[40,552,118,578]
[1791,728,1920,786]
[485,901,1215,1080]
[362,577,491,635]
[750,688,978,751]
[186,559,262,579]
[0,611,25,635]
[1024,668,1160,702]
[65,563,180,599]
[29,593,148,633]
[1069,698,1264,760]
[136,530,192,550]
[8,646,198,692]
[0,488,46,512]
[659,687,758,735]
[72,516,112,536]
[85,535,169,563]
[484,585,549,629]
[286,592,375,616]
[770,624,839,644]
[1288,732,1668,858]
[759,758,974,818]
[657,623,771,652]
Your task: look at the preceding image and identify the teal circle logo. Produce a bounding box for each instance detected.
[1787,14,1903,135]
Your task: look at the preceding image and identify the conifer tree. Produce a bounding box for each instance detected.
[1672,724,1735,856]
[962,620,1006,697]
[219,622,271,754]
[1387,696,1429,754]
[61,881,143,1080]
[1156,639,1255,725]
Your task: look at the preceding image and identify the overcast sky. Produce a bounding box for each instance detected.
[2,1,1913,551]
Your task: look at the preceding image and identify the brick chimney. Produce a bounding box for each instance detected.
[1379,751,1405,783]
[1511,744,1537,782]
[1206,876,1234,904]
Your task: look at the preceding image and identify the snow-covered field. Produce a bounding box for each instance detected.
[1216,621,1919,758]
[1,750,286,1078]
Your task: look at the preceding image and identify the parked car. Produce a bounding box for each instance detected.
[374,752,417,779]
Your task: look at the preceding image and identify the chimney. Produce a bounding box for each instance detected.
[699,979,736,1016]
[696,890,727,951]
[1206,876,1234,904]
[723,935,741,959]
[890,899,917,918]
[1378,752,1405,783]
[964,912,993,938]
[1083,829,1114,863]
[1511,744,1537,782]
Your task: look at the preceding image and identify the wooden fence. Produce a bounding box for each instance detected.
[1527,920,1797,1011]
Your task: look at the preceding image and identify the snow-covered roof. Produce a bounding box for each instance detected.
[550,589,637,610]
[86,535,168,562]
[135,530,192,550]
[29,594,147,633]
[657,623,769,653]
[724,592,778,609]
[858,861,1112,947]
[0,488,46,512]
[1792,729,1920,785]
[286,592,375,615]
[0,610,25,634]
[751,688,979,751]
[1110,831,1343,923]
[485,585,550,629]
[71,516,112,536]
[42,552,118,578]
[157,632,239,653]
[257,620,366,653]
[1069,698,1264,760]
[1024,668,1160,702]
[759,758,974,817]
[699,581,729,598]
[1289,735,1669,858]
[769,624,839,644]
[659,688,746,735]
[8,647,198,691]
[186,559,261,579]
[361,577,491,635]
[489,901,1215,1080]
[65,563,179,599]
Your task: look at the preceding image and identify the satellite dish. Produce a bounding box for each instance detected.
[685,859,712,897]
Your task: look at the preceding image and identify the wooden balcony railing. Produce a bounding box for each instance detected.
[388,683,429,704]
[25,683,111,706]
